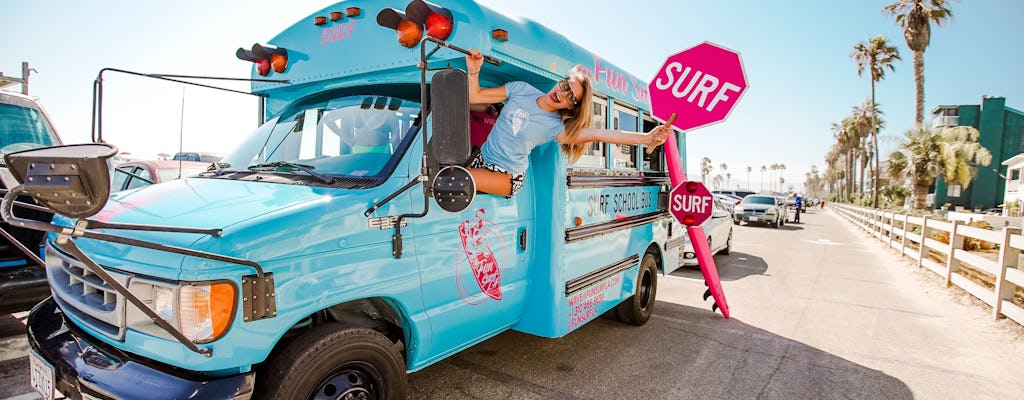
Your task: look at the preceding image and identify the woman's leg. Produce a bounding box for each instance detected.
[469,168,512,197]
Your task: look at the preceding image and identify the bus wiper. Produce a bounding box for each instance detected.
[248,161,334,184]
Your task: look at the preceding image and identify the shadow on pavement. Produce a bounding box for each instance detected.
[672,252,768,281]
[409,301,912,400]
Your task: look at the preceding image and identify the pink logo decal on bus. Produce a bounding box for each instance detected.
[456,209,505,303]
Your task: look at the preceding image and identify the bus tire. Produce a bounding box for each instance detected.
[256,324,407,400]
[615,253,658,325]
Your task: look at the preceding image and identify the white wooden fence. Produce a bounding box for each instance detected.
[831,203,1024,326]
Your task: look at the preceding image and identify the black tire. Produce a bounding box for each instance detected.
[615,253,658,325]
[733,218,740,225]
[721,231,732,255]
[773,217,781,229]
[256,325,407,400]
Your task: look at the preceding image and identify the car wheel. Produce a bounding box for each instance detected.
[721,231,732,255]
[774,217,781,229]
[733,218,740,225]
[256,325,407,400]
[615,253,658,326]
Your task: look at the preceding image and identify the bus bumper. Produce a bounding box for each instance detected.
[26,298,255,400]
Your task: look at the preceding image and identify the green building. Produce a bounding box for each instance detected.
[932,96,1024,210]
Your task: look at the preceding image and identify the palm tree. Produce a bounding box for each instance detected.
[887,125,991,209]
[712,174,724,190]
[746,166,752,189]
[720,163,728,186]
[885,0,954,127]
[760,165,767,192]
[726,172,732,189]
[939,126,993,192]
[700,157,713,184]
[852,35,901,208]
[778,164,786,193]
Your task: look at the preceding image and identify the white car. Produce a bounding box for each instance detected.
[733,194,786,228]
[677,197,734,268]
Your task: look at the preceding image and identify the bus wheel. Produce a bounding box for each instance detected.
[257,325,407,400]
[616,253,658,325]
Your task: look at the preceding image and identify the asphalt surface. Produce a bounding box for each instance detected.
[2,207,1023,399]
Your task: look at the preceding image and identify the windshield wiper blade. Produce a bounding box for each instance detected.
[247,161,334,184]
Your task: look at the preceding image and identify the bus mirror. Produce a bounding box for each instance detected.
[428,69,471,166]
[3,143,117,219]
[432,165,475,213]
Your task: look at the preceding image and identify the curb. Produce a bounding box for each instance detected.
[0,336,28,363]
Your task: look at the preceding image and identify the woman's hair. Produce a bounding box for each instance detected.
[557,66,594,164]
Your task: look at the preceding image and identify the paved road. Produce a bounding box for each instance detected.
[2,207,1023,399]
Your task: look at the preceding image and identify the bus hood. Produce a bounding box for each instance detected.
[54,178,394,280]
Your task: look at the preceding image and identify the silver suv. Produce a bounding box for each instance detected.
[733,194,785,228]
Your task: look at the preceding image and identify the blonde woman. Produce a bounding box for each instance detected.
[465,49,672,197]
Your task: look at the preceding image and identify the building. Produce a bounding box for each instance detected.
[931,96,1024,210]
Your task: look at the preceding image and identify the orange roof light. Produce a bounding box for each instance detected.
[492,29,508,42]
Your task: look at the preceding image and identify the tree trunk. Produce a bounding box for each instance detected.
[871,80,879,209]
[913,183,930,210]
[914,50,925,128]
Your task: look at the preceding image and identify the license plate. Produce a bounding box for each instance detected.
[29,350,55,400]
[748,216,758,221]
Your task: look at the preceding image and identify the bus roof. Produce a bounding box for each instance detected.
[249,0,652,117]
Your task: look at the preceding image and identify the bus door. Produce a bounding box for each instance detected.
[412,190,533,356]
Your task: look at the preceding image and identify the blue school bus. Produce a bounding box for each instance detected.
[15,0,694,398]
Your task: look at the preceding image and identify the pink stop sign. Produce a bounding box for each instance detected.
[669,181,713,226]
[649,42,748,132]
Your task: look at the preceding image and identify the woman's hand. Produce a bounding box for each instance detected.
[466,49,484,75]
[647,125,671,148]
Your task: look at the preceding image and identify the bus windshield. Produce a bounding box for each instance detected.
[221,88,420,180]
[0,100,60,156]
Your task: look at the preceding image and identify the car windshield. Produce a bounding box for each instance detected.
[742,196,776,205]
[219,87,420,180]
[0,99,60,156]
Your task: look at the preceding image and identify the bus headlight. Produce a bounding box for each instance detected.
[179,283,236,343]
[147,282,236,343]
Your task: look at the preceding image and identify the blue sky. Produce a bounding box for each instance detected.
[4,0,1023,192]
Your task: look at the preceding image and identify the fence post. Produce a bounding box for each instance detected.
[945,220,963,287]
[888,212,896,248]
[918,215,929,269]
[875,210,883,239]
[994,227,1021,320]
[900,213,909,258]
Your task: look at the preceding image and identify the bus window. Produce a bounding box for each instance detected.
[642,113,664,172]
[611,102,638,170]
[575,93,608,168]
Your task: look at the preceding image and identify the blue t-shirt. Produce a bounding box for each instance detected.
[480,81,564,174]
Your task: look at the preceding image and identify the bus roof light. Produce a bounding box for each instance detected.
[252,43,289,73]
[330,11,343,21]
[236,47,271,76]
[377,7,423,48]
[314,16,327,26]
[492,29,508,42]
[407,0,453,41]
[346,7,361,17]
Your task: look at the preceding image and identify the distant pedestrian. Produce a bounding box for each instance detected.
[793,192,803,223]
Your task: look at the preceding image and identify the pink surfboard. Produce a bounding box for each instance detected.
[663,117,730,318]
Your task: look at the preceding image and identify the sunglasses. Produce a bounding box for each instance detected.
[557,78,580,106]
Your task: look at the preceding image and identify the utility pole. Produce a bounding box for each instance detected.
[0,62,32,95]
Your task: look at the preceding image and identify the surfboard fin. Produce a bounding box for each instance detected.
[703,288,712,301]
[711,302,719,313]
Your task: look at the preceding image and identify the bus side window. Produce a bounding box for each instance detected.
[642,113,664,172]
[574,93,607,168]
[611,102,638,170]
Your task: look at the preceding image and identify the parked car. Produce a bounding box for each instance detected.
[678,197,734,268]
[110,160,210,191]
[733,194,786,228]
[0,91,62,314]
[172,151,225,163]
[713,189,756,199]
[714,193,742,214]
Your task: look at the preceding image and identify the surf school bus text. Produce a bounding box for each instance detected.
[21,1,694,398]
